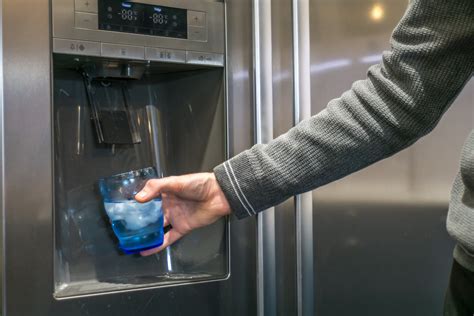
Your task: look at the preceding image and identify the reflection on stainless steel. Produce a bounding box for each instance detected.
[358,54,383,64]
[166,249,173,272]
[369,3,385,22]
[310,0,474,315]
[146,104,173,276]
[253,0,277,315]
[75,104,84,155]
[310,59,352,74]
[292,0,314,315]
[145,105,166,177]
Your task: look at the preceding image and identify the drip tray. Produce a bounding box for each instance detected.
[54,273,226,299]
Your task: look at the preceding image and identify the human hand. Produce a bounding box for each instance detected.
[135,172,231,256]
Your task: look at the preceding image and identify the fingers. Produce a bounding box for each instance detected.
[135,173,215,203]
[140,229,183,256]
[163,215,170,228]
[135,177,181,203]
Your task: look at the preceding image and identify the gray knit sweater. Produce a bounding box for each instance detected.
[214,0,474,271]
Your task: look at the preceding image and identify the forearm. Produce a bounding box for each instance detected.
[215,0,474,218]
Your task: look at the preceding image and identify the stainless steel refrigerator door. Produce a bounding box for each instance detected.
[309,1,474,315]
[1,0,258,315]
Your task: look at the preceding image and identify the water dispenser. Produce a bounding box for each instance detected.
[52,0,228,298]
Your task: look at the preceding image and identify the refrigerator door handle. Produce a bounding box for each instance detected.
[252,0,277,315]
[292,0,315,315]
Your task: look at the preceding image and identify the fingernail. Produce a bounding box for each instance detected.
[136,191,147,199]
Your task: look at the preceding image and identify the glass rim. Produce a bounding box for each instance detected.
[99,166,157,182]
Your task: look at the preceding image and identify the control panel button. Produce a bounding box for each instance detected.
[53,38,101,56]
[188,26,207,42]
[145,48,186,64]
[75,0,98,13]
[187,11,206,27]
[101,43,145,60]
[186,51,224,67]
[75,12,98,30]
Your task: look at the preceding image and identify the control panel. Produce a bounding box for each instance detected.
[98,2,190,39]
[52,0,225,66]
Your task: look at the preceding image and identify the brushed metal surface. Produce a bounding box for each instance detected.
[74,11,99,30]
[187,11,207,28]
[53,38,102,56]
[101,42,146,59]
[75,0,98,13]
[145,47,186,63]
[186,51,224,66]
[272,0,297,315]
[3,0,54,315]
[309,0,474,315]
[188,26,208,42]
[52,0,225,54]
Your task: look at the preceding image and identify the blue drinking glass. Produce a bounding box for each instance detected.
[98,167,164,254]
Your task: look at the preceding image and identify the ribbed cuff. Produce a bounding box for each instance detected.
[453,243,474,273]
[214,152,260,219]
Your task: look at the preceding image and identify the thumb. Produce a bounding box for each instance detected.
[135,177,181,203]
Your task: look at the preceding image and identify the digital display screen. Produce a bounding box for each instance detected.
[98,1,188,39]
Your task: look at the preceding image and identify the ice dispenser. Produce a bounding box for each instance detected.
[52,0,227,298]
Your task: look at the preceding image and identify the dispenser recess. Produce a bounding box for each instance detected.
[52,0,228,298]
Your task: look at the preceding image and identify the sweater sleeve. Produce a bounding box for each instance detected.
[214,0,474,219]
